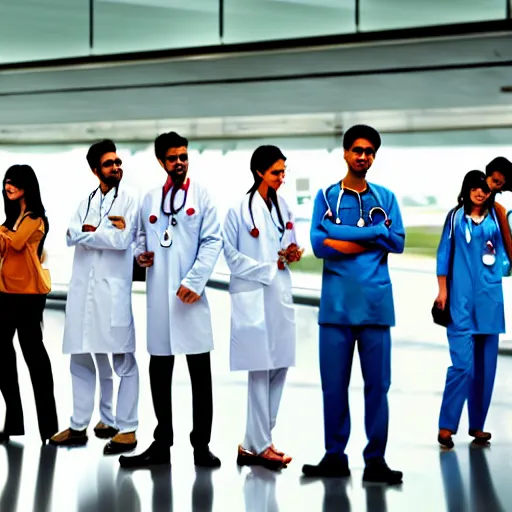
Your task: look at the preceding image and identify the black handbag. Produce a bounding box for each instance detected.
[432,208,457,327]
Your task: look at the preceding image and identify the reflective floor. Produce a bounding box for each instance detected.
[2,287,512,511]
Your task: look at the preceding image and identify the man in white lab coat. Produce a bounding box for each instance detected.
[119,131,223,469]
[50,140,139,455]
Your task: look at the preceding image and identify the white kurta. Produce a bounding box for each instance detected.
[223,193,297,372]
[63,185,139,355]
[136,180,223,356]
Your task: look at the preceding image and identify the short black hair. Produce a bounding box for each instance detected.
[342,125,381,152]
[86,139,117,170]
[485,156,512,191]
[154,132,189,162]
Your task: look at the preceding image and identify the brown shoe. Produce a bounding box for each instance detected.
[469,429,492,443]
[94,422,118,439]
[270,444,292,465]
[237,444,258,466]
[49,428,88,447]
[438,429,454,449]
[104,432,137,455]
[258,447,287,471]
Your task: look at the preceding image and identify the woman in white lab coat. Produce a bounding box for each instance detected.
[223,145,303,471]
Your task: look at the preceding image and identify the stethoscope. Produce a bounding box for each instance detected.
[463,211,497,266]
[159,185,188,248]
[83,186,118,228]
[325,185,391,228]
[248,196,290,241]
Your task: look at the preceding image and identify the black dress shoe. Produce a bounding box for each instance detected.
[119,442,170,469]
[194,448,221,468]
[302,454,351,478]
[363,460,402,485]
[0,432,10,444]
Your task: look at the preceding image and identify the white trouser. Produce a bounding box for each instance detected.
[69,353,139,433]
[244,368,288,454]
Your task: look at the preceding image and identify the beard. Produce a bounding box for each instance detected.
[99,170,122,188]
[167,165,187,185]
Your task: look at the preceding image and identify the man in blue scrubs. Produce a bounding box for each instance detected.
[302,125,404,485]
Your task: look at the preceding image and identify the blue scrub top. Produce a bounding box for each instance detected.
[310,181,405,327]
[437,207,509,335]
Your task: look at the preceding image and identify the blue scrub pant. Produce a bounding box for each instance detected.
[319,325,391,464]
[438,332,499,433]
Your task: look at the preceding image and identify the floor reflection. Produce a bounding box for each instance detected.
[0,443,23,512]
[244,467,278,512]
[33,446,57,512]
[468,444,505,512]
[440,444,505,512]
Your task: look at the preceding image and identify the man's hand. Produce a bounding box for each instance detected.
[435,290,448,311]
[82,224,97,232]
[137,251,154,268]
[108,216,126,230]
[324,239,366,254]
[176,285,201,304]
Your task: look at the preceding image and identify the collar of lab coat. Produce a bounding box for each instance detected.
[163,176,190,197]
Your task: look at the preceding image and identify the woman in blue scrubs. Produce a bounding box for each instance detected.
[436,170,509,448]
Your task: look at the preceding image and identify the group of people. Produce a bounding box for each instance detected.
[0,124,510,487]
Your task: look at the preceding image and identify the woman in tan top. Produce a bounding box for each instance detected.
[0,164,58,445]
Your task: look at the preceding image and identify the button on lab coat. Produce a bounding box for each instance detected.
[136,180,223,356]
[223,193,297,372]
[63,186,139,354]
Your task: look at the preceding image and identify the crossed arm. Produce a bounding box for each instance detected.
[310,189,405,257]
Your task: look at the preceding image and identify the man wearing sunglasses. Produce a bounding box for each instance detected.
[303,125,404,485]
[50,140,140,455]
[119,131,223,469]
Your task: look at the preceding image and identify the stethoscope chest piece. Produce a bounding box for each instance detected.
[161,227,173,247]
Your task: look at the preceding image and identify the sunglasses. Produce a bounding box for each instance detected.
[270,169,286,176]
[101,158,122,168]
[351,147,375,157]
[166,154,188,163]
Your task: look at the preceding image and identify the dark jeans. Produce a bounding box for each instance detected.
[150,352,213,449]
[0,293,58,440]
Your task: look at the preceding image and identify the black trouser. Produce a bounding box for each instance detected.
[0,293,58,440]
[149,352,213,449]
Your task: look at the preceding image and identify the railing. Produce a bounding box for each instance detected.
[0,0,510,65]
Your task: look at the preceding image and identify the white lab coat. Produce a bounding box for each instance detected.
[63,185,138,355]
[135,180,222,356]
[223,193,297,372]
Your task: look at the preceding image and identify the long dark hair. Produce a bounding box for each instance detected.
[456,170,494,215]
[2,165,49,259]
[248,145,286,232]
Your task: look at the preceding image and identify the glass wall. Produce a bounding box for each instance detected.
[93,0,219,54]
[0,0,89,64]
[360,0,506,32]
[0,0,509,64]
[1,132,512,285]
[222,0,355,44]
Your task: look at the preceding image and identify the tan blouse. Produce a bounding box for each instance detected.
[0,215,49,294]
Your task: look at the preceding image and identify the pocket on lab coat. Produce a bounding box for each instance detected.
[185,212,201,232]
[230,286,268,371]
[108,278,133,327]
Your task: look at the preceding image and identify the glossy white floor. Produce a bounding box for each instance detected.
[1,289,512,511]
